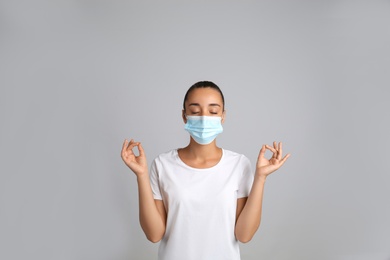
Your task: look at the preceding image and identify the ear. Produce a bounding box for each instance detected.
[182,109,187,123]
[221,110,226,124]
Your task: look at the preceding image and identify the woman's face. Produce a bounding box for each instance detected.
[182,87,225,123]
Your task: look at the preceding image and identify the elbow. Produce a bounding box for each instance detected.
[146,234,163,243]
[141,224,165,243]
[145,229,165,243]
[148,237,162,243]
[235,222,259,243]
[237,235,253,244]
[235,228,256,243]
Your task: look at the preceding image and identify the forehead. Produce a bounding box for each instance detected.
[185,88,223,105]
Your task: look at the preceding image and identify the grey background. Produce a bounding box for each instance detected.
[1,0,389,259]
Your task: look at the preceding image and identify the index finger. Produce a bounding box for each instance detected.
[137,142,145,157]
[122,139,138,154]
[265,144,278,154]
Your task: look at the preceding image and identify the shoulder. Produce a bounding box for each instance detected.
[222,149,251,167]
[156,149,177,159]
[150,149,178,175]
[223,149,250,161]
[152,149,178,166]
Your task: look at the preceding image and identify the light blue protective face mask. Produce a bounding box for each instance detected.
[184,115,223,145]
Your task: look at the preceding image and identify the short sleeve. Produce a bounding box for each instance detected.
[149,158,163,200]
[237,156,254,198]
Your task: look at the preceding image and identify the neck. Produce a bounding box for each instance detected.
[184,138,221,159]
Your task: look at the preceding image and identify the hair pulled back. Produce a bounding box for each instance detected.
[183,81,225,111]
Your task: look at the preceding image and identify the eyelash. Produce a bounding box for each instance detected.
[191,112,218,115]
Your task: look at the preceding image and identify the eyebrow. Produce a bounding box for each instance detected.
[188,103,221,107]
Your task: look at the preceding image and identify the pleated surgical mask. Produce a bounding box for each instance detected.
[184,115,223,145]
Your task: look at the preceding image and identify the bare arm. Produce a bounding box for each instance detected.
[121,139,166,242]
[235,141,290,243]
[235,176,267,243]
[136,175,166,242]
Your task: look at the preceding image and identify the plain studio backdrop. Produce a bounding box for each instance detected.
[1,0,389,259]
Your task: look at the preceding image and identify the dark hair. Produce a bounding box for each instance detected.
[182,81,225,111]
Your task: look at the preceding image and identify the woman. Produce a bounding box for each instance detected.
[121,81,290,260]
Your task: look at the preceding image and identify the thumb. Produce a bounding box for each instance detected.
[258,145,266,160]
[138,142,145,157]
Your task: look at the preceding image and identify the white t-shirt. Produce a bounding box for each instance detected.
[150,149,254,260]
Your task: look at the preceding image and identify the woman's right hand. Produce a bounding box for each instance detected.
[121,139,148,177]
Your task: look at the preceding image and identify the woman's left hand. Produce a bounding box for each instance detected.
[256,141,290,178]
